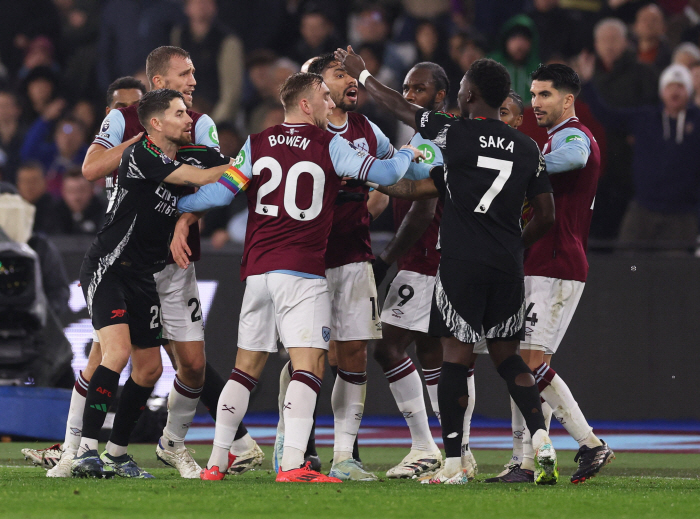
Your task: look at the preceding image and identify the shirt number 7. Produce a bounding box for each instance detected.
[474,156,513,213]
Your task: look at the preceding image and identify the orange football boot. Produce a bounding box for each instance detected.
[276,461,342,483]
[200,452,236,480]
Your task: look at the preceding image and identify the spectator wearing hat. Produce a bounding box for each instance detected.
[489,14,541,104]
[580,59,700,250]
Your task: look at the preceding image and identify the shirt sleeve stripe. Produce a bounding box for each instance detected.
[93,137,113,149]
[380,144,395,159]
[359,155,376,181]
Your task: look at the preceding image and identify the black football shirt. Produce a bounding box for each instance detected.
[417,109,551,278]
[84,136,229,273]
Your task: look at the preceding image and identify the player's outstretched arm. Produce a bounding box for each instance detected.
[365,145,424,185]
[376,178,439,200]
[164,163,229,187]
[82,133,143,181]
[522,192,555,248]
[335,46,421,129]
[177,165,250,213]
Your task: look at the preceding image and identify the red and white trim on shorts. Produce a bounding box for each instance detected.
[384,357,417,383]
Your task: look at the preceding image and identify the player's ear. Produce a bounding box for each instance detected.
[151,75,163,89]
[436,89,446,105]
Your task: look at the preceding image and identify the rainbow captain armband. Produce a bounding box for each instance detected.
[218,165,250,195]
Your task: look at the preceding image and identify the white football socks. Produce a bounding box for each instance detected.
[208,369,257,470]
[281,370,322,471]
[105,441,127,457]
[422,367,441,423]
[535,362,602,449]
[517,399,552,470]
[161,376,202,451]
[385,358,436,452]
[276,361,293,438]
[510,397,525,465]
[332,369,366,463]
[64,372,89,453]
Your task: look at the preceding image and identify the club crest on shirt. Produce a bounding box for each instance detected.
[352,137,369,153]
[322,326,331,342]
[347,141,368,158]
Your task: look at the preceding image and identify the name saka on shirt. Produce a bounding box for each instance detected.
[479,135,515,153]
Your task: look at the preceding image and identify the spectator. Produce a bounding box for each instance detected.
[15,161,56,234]
[633,3,672,73]
[358,42,399,90]
[170,0,244,123]
[246,58,297,134]
[241,50,278,125]
[672,42,700,68]
[0,90,26,184]
[445,33,486,108]
[527,0,583,62]
[667,0,700,48]
[53,167,105,235]
[411,21,451,72]
[488,14,541,103]
[351,6,408,80]
[581,60,700,251]
[20,115,88,198]
[690,61,700,107]
[587,17,658,239]
[18,66,64,126]
[17,36,60,81]
[71,99,98,137]
[287,6,342,65]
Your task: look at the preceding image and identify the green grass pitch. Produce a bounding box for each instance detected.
[1,443,699,519]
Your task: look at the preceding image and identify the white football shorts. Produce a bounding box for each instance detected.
[519,275,585,355]
[91,262,204,343]
[326,261,382,341]
[238,273,332,353]
[381,269,435,333]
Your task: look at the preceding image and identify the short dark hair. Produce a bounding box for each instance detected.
[106,76,147,107]
[146,46,190,86]
[412,62,450,98]
[506,89,524,115]
[137,89,185,128]
[530,63,581,97]
[466,58,511,109]
[307,53,339,76]
[279,72,325,110]
[63,167,84,181]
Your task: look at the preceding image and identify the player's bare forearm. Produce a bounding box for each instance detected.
[380,197,437,264]
[367,190,389,220]
[522,192,555,248]
[335,46,420,129]
[82,133,142,182]
[165,164,229,186]
[376,178,439,200]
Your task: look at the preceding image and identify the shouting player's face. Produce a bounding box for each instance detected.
[322,62,358,112]
[160,98,193,146]
[159,56,197,108]
[403,67,443,110]
[500,96,523,128]
[531,79,569,128]
[307,81,336,130]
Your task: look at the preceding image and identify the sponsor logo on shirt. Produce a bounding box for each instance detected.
[420,111,430,127]
[209,126,219,145]
[417,144,435,164]
[233,149,246,168]
[565,134,582,143]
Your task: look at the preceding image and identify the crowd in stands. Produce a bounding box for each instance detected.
[2,0,700,248]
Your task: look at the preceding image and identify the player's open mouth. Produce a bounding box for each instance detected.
[534,112,545,120]
[345,88,358,101]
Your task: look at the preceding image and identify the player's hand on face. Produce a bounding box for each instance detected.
[401,144,426,162]
[335,46,366,79]
[170,217,192,269]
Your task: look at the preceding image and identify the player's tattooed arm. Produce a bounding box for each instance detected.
[183,180,203,188]
[376,178,438,200]
[335,46,421,129]
[522,192,555,248]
